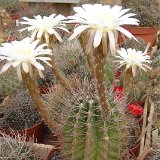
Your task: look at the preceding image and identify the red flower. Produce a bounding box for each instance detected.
[114,86,123,93]
[128,104,144,117]
[114,86,123,101]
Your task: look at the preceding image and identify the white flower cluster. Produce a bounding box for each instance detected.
[0,4,151,80]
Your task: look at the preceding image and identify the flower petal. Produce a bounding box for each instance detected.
[17,65,23,81]
[0,61,13,73]
[108,31,116,56]
[31,61,44,70]
[68,25,90,40]
[22,62,29,73]
[93,30,103,48]
[37,29,44,39]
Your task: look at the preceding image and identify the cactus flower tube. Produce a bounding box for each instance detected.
[20,14,71,91]
[0,37,57,134]
[68,4,139,120]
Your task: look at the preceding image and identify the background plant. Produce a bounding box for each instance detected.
[0,90,41,130]
[36,39,89,90]
[54,39,90,79]
[120,38,148,51]
[118,38,152,102]
[0,131,36,159]
[20,3,55,18]
[122,0,160,27]
[0,0,20,13]
[150,50,160,129]
[0,71,23,97]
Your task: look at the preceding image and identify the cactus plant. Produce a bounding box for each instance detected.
[43,79,138,159]
[64,98,129,160]
[0,131,36,159]
[122,0,160,27]
[116,38,152,101]
[150,50,160,129]
[0,72,23,97]
[120,38,148,51]
[0,131,51,159]
[126,72,151,102]
[54,39,89,79]
[0,90,41,130]
[0,0,20,13]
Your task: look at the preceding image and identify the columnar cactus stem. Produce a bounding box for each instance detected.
[84,101,93,160]
[79,31,96,77]
[42,38,71,92]
[64,98,110,160]
[22,73,61,139]
[50,53,71,92]
[93,46,109,120]
[123,68,133,95]
[85,52,96,78]
[79,31,109,120]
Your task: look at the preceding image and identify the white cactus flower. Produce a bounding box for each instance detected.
[115,48,151,76]
[20,14,69,44]
[0,37,52,80]
[68,4,139,55]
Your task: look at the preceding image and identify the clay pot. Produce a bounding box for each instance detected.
[46,144,61,160]
[0,121,44,143]
[3,35,17,42]
[10,13,21,20]
[129,142,140,158]
[38,85,58,95]
[118,26,159,46]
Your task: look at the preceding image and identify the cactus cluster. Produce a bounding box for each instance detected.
[43,79,138,159]
[0,72,23,97]
[54,39,89,79]
[120,38,148,51]
[37,39,89,89]
[0,131,36,159]
[0,90,41,130]
[0,0,20,13]
[118,38,152,102]
[122,0,160,27]
[126,72,151,102]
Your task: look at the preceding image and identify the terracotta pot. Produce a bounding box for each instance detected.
[38,86,49,94]
[3,35,17,42]
[129,142,140,158]
[38,85,58,95]
[0,121,44,143]
[10,13,21,20]
[118,26,159,46]
[46,144,61,160]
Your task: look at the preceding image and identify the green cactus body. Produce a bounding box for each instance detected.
[43,82,130,160]
[64,99,128,160]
